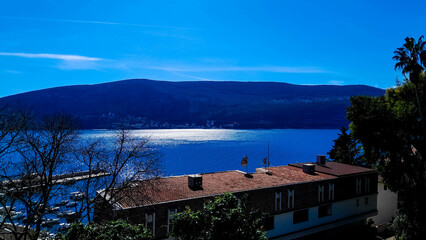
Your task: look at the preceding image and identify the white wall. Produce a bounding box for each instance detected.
[266,193,377,239]
[371,182,397,225]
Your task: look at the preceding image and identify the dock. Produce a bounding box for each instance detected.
[1,169,111,192]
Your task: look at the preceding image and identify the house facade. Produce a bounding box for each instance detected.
[371,176,398,233]
[95,159,377,239]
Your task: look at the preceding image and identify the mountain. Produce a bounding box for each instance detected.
[0,79,385,129]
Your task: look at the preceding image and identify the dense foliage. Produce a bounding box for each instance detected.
[346,36,426,240]
[327,127,364,166]
[58,220,152,240]
[171,193,267,240]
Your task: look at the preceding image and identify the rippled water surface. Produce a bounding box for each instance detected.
[81,129,340,176]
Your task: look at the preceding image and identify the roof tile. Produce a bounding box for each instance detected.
[288,162,375,176]
[116,165,336,208]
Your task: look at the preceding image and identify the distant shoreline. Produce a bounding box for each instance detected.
[85,126,345,131]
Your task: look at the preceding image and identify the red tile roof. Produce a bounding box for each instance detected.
[288,162,375,176]
[115,165,336,209]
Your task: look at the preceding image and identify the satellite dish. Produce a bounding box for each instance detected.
[241,156,248,167]
[263,157,267,166]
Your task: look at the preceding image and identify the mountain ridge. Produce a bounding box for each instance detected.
[0,79,385,129]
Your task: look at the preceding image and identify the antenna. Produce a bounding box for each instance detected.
[264,141,272,175]
[241,156,248,173]
[268,141,270,166]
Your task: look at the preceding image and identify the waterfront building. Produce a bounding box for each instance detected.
[95,158,377,239]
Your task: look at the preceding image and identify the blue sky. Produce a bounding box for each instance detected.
[0,0,425,97]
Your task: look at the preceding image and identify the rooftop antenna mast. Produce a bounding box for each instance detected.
[268,141,270,169]
[263,141,271,174]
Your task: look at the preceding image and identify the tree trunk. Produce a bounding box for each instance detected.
[414,85,426,142]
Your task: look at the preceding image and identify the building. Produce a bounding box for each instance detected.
[371,176,398,233]
[96,158,378,239]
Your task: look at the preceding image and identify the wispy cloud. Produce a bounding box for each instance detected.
[4,69,21,74]
[0,16,192,30]
[148,65,327,73]
[0,52,107,70]
[328,80,344,85]
[169,71,213,81]
[0,52,102,61]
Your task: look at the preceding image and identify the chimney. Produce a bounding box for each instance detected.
[188,174,203,190]
[316,155,326,166]
[303,164,315,174]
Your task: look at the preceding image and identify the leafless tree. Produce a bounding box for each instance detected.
[0,113,161,239]
[1,113,77,240]
[72,129,161,223]
[0,109,30,238]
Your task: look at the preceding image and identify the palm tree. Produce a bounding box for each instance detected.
[393,36,426,138]
[393,36,425,83]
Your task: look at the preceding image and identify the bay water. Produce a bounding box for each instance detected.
[81,129,340,176]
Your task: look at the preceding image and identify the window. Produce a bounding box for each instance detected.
[293,209,309,224]
[356,178,362,195]
[145,212,155,237]
[275,192,282,211]
[288,189,294,209]
[365,176,370,193]
[318,204,332,218]
[167,208,177,234]
[318,185,325,202]
[328,183,335,200]
[365,197,369,205]
[356,199,359,207]
[263,216,274,230]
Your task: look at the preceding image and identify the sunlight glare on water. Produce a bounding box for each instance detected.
[131,129,245,143]
[80,129,340,176]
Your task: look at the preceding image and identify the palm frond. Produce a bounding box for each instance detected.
[420,51,426,68]
[404,37,414,52]
[394,62,404,71]
[418,35,424,45]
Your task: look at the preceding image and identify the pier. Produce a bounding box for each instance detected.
[1,169,111,192]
